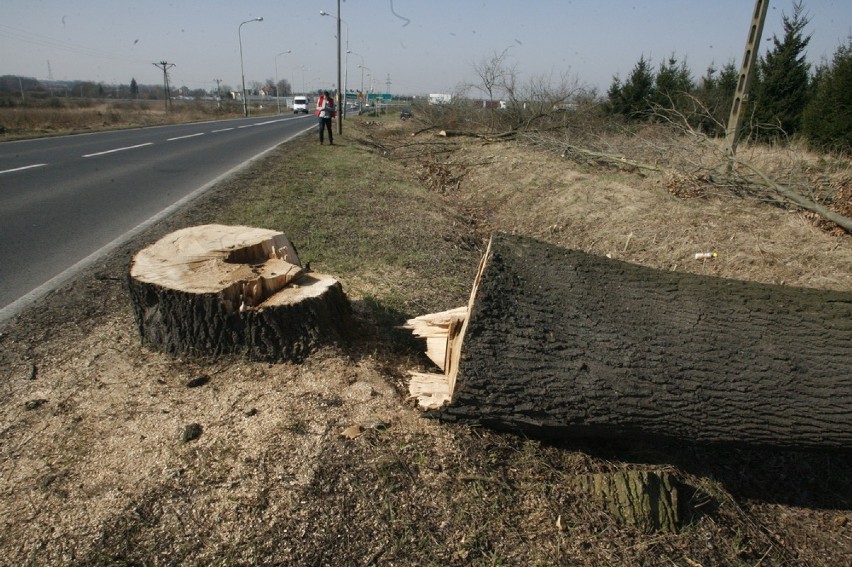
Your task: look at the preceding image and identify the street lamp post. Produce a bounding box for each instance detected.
[238,16,263,117]
[358,64,370,110]
[320,5,344,134]
[350,51,364,106]
[294,65,309,95]
[342,47,351,119]
[275,50,291,114]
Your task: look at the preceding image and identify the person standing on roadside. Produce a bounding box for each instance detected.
[315,90,335,145]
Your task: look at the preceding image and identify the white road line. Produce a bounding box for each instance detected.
[83,142,153,158]
[167,132,205,141]
[237,124,255,129]
[211,127,235,133]
[0,163,48,175]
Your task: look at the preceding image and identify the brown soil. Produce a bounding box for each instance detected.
[0,117,850,566]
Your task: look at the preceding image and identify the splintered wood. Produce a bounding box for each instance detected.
[403,235,492,410]
[403,306,466,409]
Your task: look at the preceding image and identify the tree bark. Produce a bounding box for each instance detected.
[406,233,852,450]
[129,225,351,362]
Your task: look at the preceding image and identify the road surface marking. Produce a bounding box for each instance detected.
[83,142,153,158]
[0,163,48,175]
[211,127,235,133]
[237,124,255,129]
[167,132,205,141]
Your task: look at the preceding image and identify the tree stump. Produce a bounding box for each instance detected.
[572,470,690,533]
[405,233,852,450]
[129,224,351,361]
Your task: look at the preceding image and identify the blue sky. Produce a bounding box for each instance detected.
[2,1,850,96]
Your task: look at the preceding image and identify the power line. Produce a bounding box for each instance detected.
[0,23,149,67]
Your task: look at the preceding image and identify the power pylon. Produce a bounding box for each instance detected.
[153,61,176,112]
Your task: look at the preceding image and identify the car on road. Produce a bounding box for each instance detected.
[293,96,309,114]
[400,107,412,120]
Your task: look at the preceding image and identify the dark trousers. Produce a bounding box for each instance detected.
[319,117,333,144]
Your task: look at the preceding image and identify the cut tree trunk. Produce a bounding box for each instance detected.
[129,224,351,362]
[572,470,690,533]
[405,233,852,450]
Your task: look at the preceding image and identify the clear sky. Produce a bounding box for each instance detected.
[2,1,850,97]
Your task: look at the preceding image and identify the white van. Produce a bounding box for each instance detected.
[293,96,309,114]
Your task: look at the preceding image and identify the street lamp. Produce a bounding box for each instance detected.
[349,50,364,107]
[239,16,263,117]
[319,4,343,135]
[275,49,291,114]
[322,10,351,119]
[296,65,308,94]
[358,64,370,109]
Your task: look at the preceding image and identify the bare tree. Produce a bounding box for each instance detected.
[471,48,516,131]
[501,70,588,131]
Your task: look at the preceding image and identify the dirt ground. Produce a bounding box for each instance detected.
[0,116,850,566]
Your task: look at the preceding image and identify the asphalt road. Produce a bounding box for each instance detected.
[0,113,315,321]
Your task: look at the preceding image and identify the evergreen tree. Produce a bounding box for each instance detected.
[694,61,738,136]
[606,55,655,119]
[130,78,138,99]
[751,1,812,138]
[605,76,625,116]
[802,37,852,151]
[651,54,693,111]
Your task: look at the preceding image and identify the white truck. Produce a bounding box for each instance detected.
[429,93,452,105]
[292,96,310,114]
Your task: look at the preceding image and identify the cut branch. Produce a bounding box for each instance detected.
[438,129,516,140]
[733,157,852,234]
[557,143,663,173]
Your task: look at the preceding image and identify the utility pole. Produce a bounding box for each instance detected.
[213,78,223,109]
[153,61,175,112]
[725,0,770,157]
[46,60,54,97]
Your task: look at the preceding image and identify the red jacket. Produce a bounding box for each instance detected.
[315,95,336,118]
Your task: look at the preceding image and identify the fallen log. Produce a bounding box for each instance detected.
[128,224,351,361]
[405,233,852,450]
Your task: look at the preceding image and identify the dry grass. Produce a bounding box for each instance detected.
[0,111,850,566]
[0,100,251,140]
[463,140,851,290]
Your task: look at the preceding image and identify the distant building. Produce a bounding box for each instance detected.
[474,99,503,109]
[429,93,452,105]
